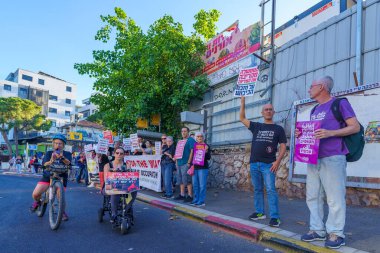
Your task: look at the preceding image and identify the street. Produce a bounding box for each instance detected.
[0,175,279,253]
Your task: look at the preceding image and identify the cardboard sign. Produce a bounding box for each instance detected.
[97,138,109,155]
[103,130,114,144]
[84,144,93,153]
[105,172,139,195]
[123,138,131,151]
[295,121,321,165]
[130,133,139,152]
[174,140,187,159]
[155,141,161,155]
[234,66,259,97]
[192,143,207,166]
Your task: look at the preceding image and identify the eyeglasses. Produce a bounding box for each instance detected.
[115,152,124,155]
[196,136,203,138]
[161,138,166,140]
[309,83,322,89]
[53,142,63,145]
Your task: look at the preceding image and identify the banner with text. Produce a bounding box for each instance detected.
[105,172,139,195]
[234,66,259,97]
[294,121,321,165]
[174,140,187,159]
[192,143,207,166]
[125,155,161,192]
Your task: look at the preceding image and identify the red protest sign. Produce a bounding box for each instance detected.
[237,67,259,85]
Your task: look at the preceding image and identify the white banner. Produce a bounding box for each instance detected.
[125,155,161,192]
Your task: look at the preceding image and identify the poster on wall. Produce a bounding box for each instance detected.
[289,82,380,189]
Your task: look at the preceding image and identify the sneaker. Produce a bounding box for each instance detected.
[190,200,198,206]
[248,212,266,221]
[110,215,117,224]
[161,194,174,199]
[269,218,281,227]
[301,231,326,242]
[62,212,69,221]
[194,202,205,207]
[30,201,41,212]
[87,183,95,188]
[160,194,167,199]
[174,195,185,201]
[184,196,193,203]
[325,234,345,249]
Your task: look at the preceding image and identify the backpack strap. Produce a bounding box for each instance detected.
[331,97,348,151]
[310,104,318,119]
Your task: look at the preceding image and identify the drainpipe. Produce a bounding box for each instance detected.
[355,0,363,86]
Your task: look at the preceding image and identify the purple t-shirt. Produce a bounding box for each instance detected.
[310,98,356,158]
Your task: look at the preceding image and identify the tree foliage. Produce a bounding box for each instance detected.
[193,9,222,41]
[75,7,220,136]
[0,97,51,157]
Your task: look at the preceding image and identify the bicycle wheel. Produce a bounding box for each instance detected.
[48,180,65,230]
[36,192,48,217]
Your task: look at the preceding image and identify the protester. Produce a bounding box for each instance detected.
[160,134,168,192]
[87,150,98,188]
[98,153,110,190]
[174,127,195,203]
[142,140,153,155]
[296,76,360,249]
[190,132,211,207]
[15,155,23,174]
[160,136,176,199]
[76,152,89,185]
[240,97,286,227]
[133,136,144,155]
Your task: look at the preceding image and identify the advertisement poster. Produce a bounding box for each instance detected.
[123,138,131,151]
[125,155,161,192]
[155,141,161,155]
[234,66,259,97]
[174,140,187,159]
[294,121,321,165]
[192,143,207,166]
[97,138,109,155]
[105,172,139,195]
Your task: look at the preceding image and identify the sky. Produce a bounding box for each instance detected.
[0,0,322,105]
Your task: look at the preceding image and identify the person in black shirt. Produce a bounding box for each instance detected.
[160,136,176,198]
[240,96,286,227]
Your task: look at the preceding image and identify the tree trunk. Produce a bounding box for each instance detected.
[13,127,19,156]
[1,127,13,160]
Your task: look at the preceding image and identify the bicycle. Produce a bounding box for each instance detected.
[36,167,67,230]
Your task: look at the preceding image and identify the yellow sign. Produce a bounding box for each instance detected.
[151,114,161,126]
[68,132,83,141]
[136,118,148,129]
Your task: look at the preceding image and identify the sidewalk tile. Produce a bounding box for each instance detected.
[336,247,364,253]
[261,225,282,233]
[275,229,298,238]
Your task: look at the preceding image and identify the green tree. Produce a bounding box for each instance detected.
[0,97,51,158]
[75,7,220,136]
[193,9,222,41]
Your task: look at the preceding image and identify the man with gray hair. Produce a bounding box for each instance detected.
[297,76,360,249]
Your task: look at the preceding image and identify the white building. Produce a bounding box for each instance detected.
[78,96,98,119]
[2,68,77,127]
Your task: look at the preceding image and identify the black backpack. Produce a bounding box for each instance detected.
[311,98,365,162]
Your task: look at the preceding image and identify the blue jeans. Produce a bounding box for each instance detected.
[162,163,175,196]
[306,155,347,238]
[250,162,279,219]
[76,166,88,185]
[192,169,209,204]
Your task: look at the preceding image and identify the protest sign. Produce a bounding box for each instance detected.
[125,155,161,192]
[192,143,207,166]
[234,66,259,97]
[103,130,114,144]
[130,133,139,152]
[123,138,131,151]
[104,172,139,195]
[84,144,93,153]
[174,140,187,159]
[294,121,321,165]
[97,138,109,155]
[155,141,161,155]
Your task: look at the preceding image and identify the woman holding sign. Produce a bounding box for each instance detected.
[190,132,211,207]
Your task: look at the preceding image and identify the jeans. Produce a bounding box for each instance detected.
[192,169,209,204]
[306,155,347,238]
[16,164,22,173]
[162,163,175,196]
[76,166,88,185]
[250,162,279,219]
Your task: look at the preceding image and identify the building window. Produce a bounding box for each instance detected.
[49,95,58,101]
[65,111,71,116]
[65,98,71,104]
[51,120,56,127]
[49,107,57,114]
[38,79,45,85]
[35,90,43,97]
[22,74,33,82]
[3,84,11,91]
[19,87,28,98]
[66,86,72,92]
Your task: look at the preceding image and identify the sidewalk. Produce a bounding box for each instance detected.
[139,188,379,253]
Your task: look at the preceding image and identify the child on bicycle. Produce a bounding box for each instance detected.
[30,134,72,221]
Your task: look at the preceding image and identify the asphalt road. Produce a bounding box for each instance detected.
[0,175,279,253]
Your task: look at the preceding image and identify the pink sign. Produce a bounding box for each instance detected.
[192,143,207,166]
[174,140,187,159]
[103,130,114,144]
[294,121,321,165]
[237,67,259,84]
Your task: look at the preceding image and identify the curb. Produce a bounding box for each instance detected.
[137,193,366,253]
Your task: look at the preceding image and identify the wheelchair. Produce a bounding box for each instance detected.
[98,189,135,235]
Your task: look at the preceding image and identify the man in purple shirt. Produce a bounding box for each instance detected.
[296,76,360,249]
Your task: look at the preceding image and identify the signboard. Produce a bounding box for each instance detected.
[174,140,187,159]
[125,155,161,192]
[105,172,139,195]
[68,132,83,141]
[289,82,380,189]
[97,138,109,155]
[203,22,260,75]
[84,144,93,153]
[28,144,37,151]
[192,143,207,166]
[234,66,259,97]
[155,141,161,155]
[103,130,113,144]
[130,133,139,152]
[123,138,131,151]
[294,121,321,165]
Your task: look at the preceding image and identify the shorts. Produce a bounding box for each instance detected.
[38,171,68,188]
[176,164,192,185]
